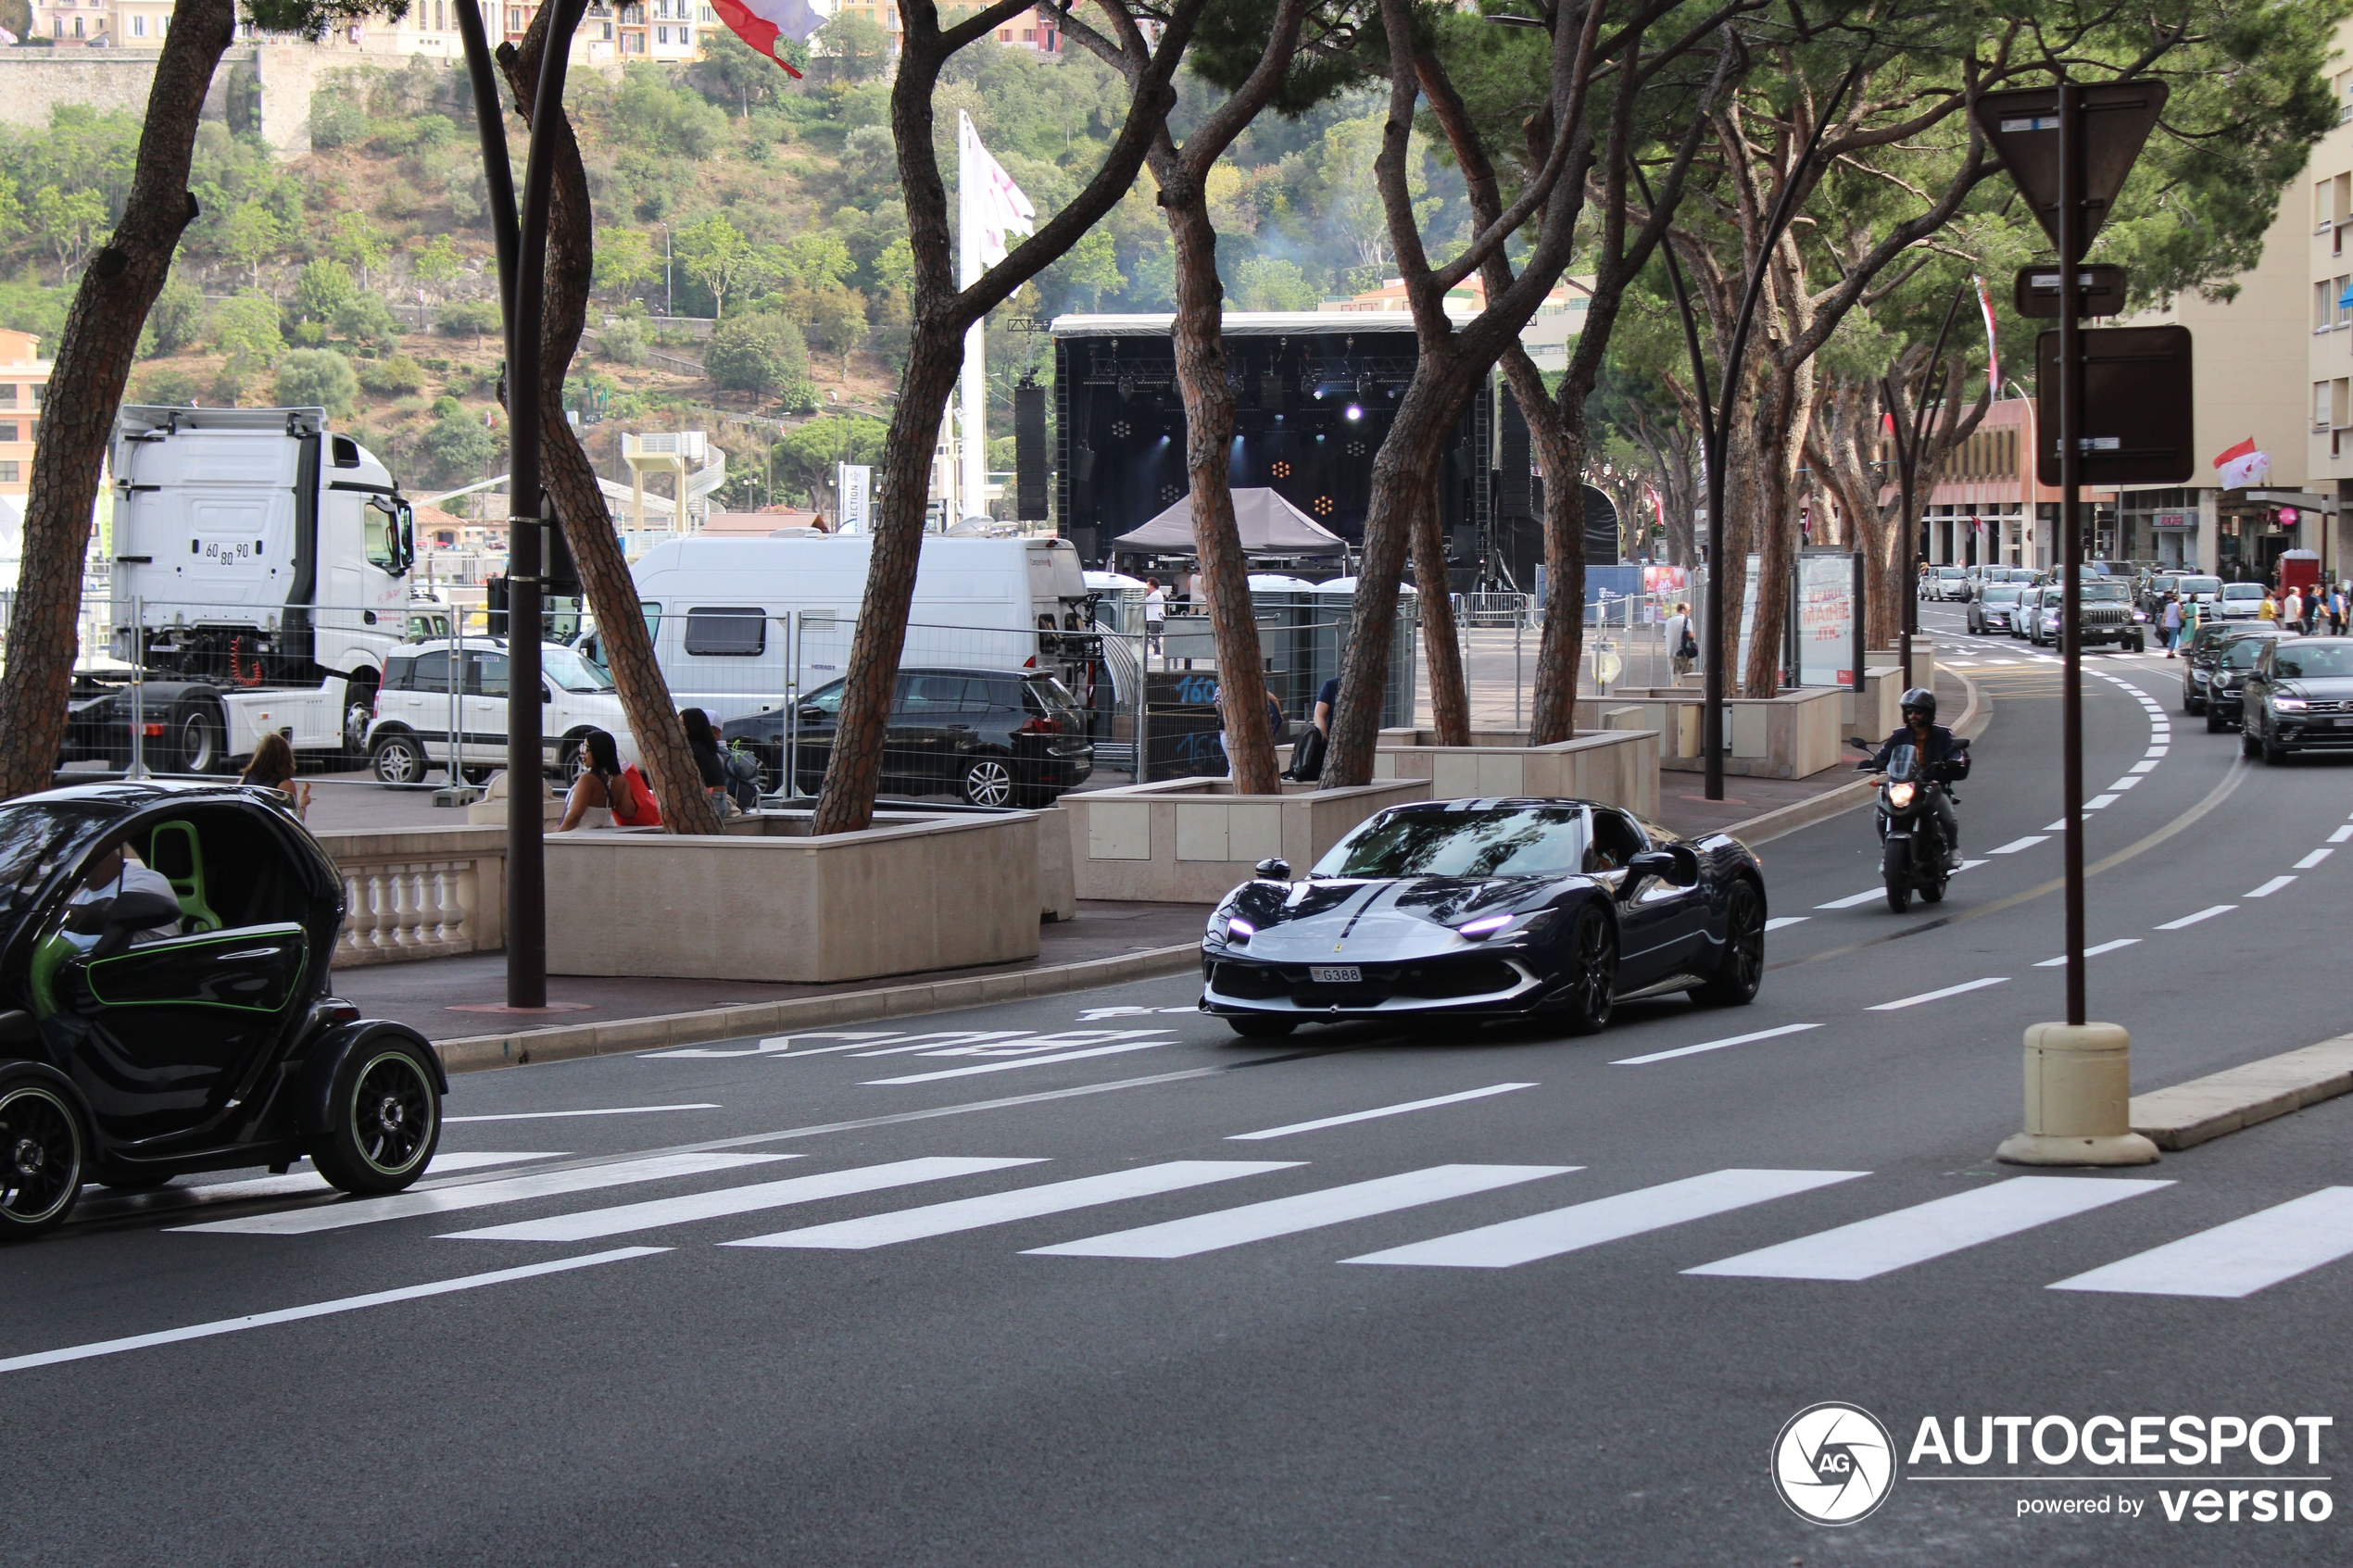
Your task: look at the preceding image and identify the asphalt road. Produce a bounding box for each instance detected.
[7,602,2349,1567]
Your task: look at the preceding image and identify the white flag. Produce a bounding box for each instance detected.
[962,112,1037,268]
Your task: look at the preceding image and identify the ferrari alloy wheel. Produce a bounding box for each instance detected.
[1227,1016,1298,1039]
[0,1080,84,1238]
[1562,908,1617,1035]
[311,1044,441,1196]
[1692,880,1765,1007]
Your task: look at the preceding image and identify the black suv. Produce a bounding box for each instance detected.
[2239,636,2353,762]
[721,667,1093,808]
[2183,622,2288,717]
[2202,629,2294,732]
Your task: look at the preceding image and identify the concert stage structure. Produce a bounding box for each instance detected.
[1046,312,1617,588]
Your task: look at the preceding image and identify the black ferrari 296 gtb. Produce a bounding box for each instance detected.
[1199,798,1768,1037]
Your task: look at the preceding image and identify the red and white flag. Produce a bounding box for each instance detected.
[711,0,824,78]
[2212,435,2269,490]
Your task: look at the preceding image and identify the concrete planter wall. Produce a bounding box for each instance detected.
[547,810,1039,983]
[1372,728,1659,819]
[1063,777,1429,904]
[1575,686,1844,778]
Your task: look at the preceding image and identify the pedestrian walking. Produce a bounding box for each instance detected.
[1143,576,1166,660]
[2159,592,2183,657]
[2330,583,2348,635]
[238,731,312,820]
[1665,601,1697,680]
[2259,589,2279,622]
[2283,585,2303,632]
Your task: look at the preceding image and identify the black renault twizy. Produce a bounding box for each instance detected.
[0,782,445,1239]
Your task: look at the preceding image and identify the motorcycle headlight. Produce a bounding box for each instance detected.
[1887,781,1917,809]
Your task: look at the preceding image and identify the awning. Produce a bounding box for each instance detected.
[1109,488,1350,556]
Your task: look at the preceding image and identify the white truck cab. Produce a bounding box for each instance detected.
[96,406,419,771]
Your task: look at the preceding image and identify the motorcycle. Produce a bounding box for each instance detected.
[1847,735,1968,913]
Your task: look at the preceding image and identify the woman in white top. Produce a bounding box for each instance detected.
[559,730,643,831]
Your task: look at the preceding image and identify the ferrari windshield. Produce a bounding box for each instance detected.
[0,803,116,912]
[1312,806,1588,880]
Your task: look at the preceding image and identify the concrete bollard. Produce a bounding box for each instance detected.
[1995,1022,2161,1166]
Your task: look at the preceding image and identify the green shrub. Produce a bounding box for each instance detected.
[332,291,402,350]
[142,277,207,357]
[209,292,284,369]
[598,318,647,365]
[704,310,813,402]
[359,353,424,395]
[274,347,359,417]
[436,299,501,338]
[135,367,203,408]
[309,96,368,150]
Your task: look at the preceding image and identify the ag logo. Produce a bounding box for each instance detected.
[1771,1402,1895,1525]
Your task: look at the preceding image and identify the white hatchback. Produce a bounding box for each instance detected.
[363,638,637,786]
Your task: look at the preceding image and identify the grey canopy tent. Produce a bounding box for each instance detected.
[1109,487,1348,557]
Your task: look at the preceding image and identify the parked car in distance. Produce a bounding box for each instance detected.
[720,667,1093,808]
[2025,581,2144,650]
[1969,584,2026,634]
[2204,630,2295,731]
[364,639,635,787]
[2238,636,2353,761]
[1933,567,1972,601]
[2218,582,2268,621]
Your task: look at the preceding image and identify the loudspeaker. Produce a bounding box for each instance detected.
[1013,382,1049,520]
[1259,371,1286,411]
[1498,387,1533,519]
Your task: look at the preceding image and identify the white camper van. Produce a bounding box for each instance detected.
[619,534,1094,724]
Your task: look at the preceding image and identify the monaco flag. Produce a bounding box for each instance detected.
[2213,435,2270,491]
[711,0,825,78]
[962,112,1037,269]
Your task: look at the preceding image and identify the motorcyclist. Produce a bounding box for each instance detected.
[1862,686,1968,871]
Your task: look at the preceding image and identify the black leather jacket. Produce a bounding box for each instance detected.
[1867,721,1969,780]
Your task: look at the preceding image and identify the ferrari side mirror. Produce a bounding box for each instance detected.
[1254,858,1292,881]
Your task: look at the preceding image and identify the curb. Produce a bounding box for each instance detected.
[1728,670,1987,847]
[432,944,1202,1076]
[2129,1035,2353,1151]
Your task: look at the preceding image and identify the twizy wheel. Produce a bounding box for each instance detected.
[1691,879,1765,1007]
[310,1042,441,1196]
[0,1074,85,1239]
[1561,907,1617,1035]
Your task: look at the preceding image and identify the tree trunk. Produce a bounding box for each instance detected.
[1408,478,1467,745]
[1741,358,1806,697]
[0,0,236,803]
[499,28,718,833]
[1508,349,1585,746]
[1161,180,1278,792]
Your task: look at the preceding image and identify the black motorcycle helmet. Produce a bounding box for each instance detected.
[1900,686,1937,726]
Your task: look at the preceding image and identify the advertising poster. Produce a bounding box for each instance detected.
[837,463,873,532]
[1798,552,1857,687]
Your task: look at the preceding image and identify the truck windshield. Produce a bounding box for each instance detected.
[542,647,614,693]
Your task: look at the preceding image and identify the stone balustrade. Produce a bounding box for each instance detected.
[313,826,508,969]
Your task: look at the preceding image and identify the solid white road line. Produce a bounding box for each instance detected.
[440,1157,1042,1243]
[445,1105,721,1123]
[728,1161,1299,1250]
[1867,977,2007,1010]
[0,1248,665,1376]
[1817,888,1890,910]
[2156,904,2236,930]
[2034,939,2141,967]
[2330,825,2353,844]
[863,1039,1186,1085]
[1343,1169,1868,1270]
[1228,1084,1537,1140]
[2048,1188,2353,1298]
[1610,1022,1821,1067]
[1989,835,2049,855]
[157,1152,565,1203]
[1685,1177,2171,1282]
[173,1153,793,1236]
[2246,875,2297,898]
[1763,916,1809,932]
[2295,847,2334,870]
[1028,1165,1574,1259]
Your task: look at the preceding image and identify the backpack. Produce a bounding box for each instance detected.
[1286,725,1327,782]
[612,764,662,827]
[1677,621,1698,661]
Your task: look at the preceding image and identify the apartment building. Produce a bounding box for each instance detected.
[0,331,52,506]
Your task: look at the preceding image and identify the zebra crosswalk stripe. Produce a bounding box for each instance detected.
[2046,1187,2353,1298]
[1683,1176,2170,1281]
[439,1157,1044,1244]
[1027,1165,1576,1259]
[1342,1169,1866,1270]
[725,1160,1300,1250]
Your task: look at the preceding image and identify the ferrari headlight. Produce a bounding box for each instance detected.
[1456,913,1514,939]
[1887,781,1917,809]
[1210,913,1254,943]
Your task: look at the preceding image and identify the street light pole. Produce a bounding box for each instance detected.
[661,222,673,319]
[2057,80,2087,1031]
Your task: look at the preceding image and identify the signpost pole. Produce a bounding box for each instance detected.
[2057,81,2087,1031]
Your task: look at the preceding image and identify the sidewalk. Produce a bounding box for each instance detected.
[335,899,1210,1043]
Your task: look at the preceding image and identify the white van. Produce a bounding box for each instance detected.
[619,534,1094,724]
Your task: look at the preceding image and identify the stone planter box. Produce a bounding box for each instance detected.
[547,809,1040,983]
[1063,777,1429,904]
[1372,727,1659,819]
[1575,686,1844,778]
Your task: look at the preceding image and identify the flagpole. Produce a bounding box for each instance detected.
[959,112,988,525]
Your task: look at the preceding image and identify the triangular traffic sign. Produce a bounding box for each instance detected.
[1972,82,2169,252]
